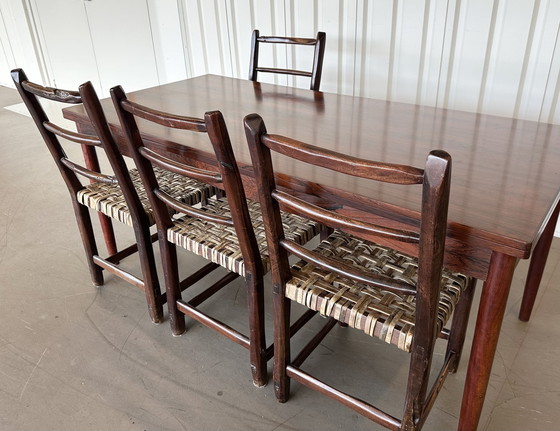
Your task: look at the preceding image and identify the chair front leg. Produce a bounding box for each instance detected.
[160,239,185,335]
[273,281,291,402]
[245,272,268,387]
[135,223,164,324]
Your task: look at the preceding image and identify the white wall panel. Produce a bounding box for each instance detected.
[0,0,43,87]
[443,0,496,112]
[355,0,394,100]
[147,0,188,84]
[515,0,560,122]
[314,0,356,95]
[479,0,536,117]
[28,0,100,90]
[84,0,159,94]
[181,0,232,78]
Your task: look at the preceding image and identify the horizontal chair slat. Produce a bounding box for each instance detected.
[257,36,318,45]
[139,147,222,185]
[263,134,425,184]
[255,67,313,78]
[44,121,102,146]
[272,189,420,244]
[154,189,234,226]
[280,238,417,296]
[61,157,117,184]
[121,99,207,132]
[21,80,82,103]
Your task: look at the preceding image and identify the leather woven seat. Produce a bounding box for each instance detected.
[285,230,470,352]
[78,167,213,226]
[167,197,323,276]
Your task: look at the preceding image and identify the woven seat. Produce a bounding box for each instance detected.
[168,197,322,276]
[286,230,470,352]
[77,167,214,226]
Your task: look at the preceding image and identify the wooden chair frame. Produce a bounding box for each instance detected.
[11,68,167,323]
[244,113,477,431]
[111,86,270,386]
[248,29,326,91]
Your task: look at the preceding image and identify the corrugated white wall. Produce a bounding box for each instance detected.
[3,0,560,124]
[177,0,560,123]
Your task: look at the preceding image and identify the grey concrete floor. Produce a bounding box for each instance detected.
[1,83,559,431]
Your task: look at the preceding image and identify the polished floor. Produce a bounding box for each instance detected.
[1,84,559,430]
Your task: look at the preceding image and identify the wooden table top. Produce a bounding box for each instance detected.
[63,74,560,272]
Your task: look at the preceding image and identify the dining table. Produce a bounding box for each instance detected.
[63,74,560,431]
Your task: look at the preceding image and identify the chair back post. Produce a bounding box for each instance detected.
[110,85,172,232]
[79,83,151,233]
[10,68,84,195]
[310,32,326,91]
[243,113,292,288]
[205,110,265,279]
[402,150,452,426]
[248,29,260,82]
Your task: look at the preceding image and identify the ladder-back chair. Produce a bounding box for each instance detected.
[11,69,214,323]
[244,113,477,430]
[111,86,322,387]
[248,29,326,91]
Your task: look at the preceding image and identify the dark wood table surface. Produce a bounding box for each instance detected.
[64,74,560,431]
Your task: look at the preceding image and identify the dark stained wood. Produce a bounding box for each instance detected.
[63,74,560,431]
[519,202,560,321]
[12,68,165,323]
[249,29,326,91]
[459,252,517,431]
[110,85,268,387]
[63,75,560,272]
[245,113,476,431]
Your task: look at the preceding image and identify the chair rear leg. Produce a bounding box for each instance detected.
[273,289,291,402]
[245,273,267,387]
[160,239,185,335]
[73,201,104,286]
[446,278,477,373]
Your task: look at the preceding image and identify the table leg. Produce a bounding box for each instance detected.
[519,202,560,321]
[458,251,517,431]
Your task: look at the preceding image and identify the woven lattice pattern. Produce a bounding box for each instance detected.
[77,167,215,226]
[285,230,471,352]
[168,198,322,276]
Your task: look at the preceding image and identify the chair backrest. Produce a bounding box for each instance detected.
[10,68,148,228]
[248,29,326,91]
[110,86,264,278]
[243,113,452,351]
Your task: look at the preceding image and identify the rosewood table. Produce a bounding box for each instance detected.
[63,74,560,431]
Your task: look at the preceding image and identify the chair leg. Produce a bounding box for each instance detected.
[245,273,267,387]
[273,288,291,402]
[135,224,164,324]
[446,278,477,373]
[519,202,559,321]
[73,201,104,286]
[401,321,440,431]
[160,239,185,335]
